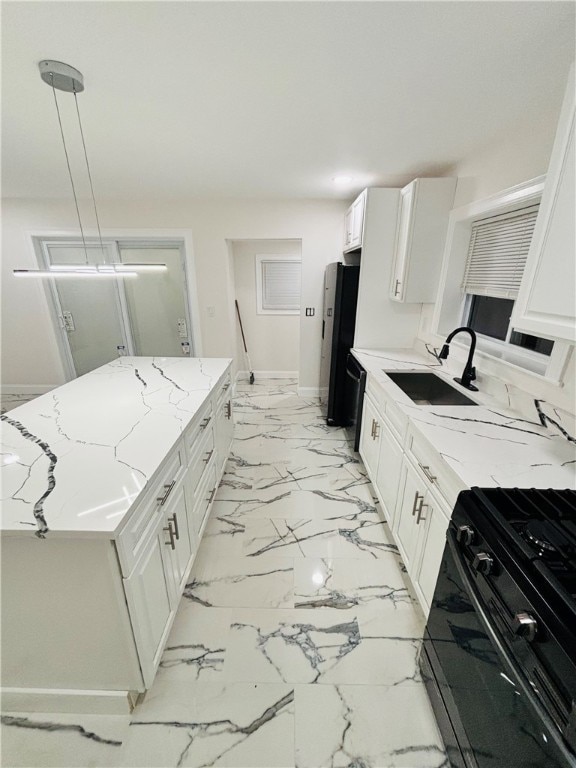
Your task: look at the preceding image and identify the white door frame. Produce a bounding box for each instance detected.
[29,228,202,382]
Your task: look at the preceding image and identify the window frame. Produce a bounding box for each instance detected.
[255,254,302,316]
[431,176,571,383]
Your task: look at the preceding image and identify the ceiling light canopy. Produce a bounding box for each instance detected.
[13,60,167,279]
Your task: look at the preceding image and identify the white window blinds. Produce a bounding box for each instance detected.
[258,257,301,312]
[462,204,540,299]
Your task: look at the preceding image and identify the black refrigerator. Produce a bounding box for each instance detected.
[320,262,360,425]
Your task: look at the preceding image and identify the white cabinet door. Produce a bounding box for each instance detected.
[123,515,176,687]
[415,496,450,612]
[389,178,456,303]
[163,484,193,598]
[375,419,403,525]
[391,184,414,301]
[343,190,367,252]
[394,460,427,573]
[512,65,575,343]
[359,394,380,479]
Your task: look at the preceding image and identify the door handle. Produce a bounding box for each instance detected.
[200,416,211,430]
[157,480,176,506]
[394,279,401,297]
[416,503,428,525]
[322,320,325,339]
[163,523,176,550]
[226,401,232,419]
[168,512,179,540]
[412,491,424,516]
[206,487,216,504]
[202,449,214,464]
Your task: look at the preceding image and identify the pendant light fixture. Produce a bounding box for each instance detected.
[13,60,167,279]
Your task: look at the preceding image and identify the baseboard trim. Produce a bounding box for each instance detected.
[298,386,321,398]
[236,370,298,380]
[0,384,57,395]
[1,687,136,715]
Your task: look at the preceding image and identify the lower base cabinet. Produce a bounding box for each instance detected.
[0,364,233,712]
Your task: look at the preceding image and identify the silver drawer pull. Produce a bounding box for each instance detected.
[418,463,437,483]
[412,491,424,516]
[206,487,216,504]
[394,279,401,296]
[373,421,380,438]
[168,512,179,540]
[200,416,211,430]
[225,401,232,419]
[157,480,176,506]
[202,449,214,464]
[163,523,176,550]
[416,504,428,525]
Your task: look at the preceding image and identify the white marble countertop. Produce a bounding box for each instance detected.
[352,347,576,492]
[1,357,231,537]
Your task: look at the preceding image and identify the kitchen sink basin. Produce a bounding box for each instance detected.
[385,371,478,406]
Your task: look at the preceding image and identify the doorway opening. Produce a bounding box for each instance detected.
[36,238,196,379]
[229,239,302,381]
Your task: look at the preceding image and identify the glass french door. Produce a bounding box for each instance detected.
[42,241,193,379]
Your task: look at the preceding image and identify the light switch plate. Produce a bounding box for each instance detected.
[177,318,187,338]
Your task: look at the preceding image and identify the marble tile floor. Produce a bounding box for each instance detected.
[1,379,448,768]
[0,393,41,415]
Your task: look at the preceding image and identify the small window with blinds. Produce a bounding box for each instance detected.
[462,203,554,357]
[255,255,301,314]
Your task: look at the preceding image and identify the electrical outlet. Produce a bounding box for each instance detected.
[177,318,188,338]
[305,307,315,317]
[207,306,216,317]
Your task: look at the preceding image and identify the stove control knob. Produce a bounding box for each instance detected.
[512,612,538,642]
[472,552,494,575]
[456,525,475,546]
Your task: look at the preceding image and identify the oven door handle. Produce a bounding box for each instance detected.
[446,530,574,760]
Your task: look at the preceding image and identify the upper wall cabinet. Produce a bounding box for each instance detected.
[343,189,367,252]
[390,178,457,303]
[511,65,575,344]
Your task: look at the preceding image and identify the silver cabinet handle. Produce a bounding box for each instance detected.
[226,401,232,419]
[202,449,214,464]
[157,480,176,506]
[418,463,437,483]
[200,416,211,430]
[394,279,401,296]
[412,491,425,516]
[416,503,428,525]
[373,421,380,438]
[163,523,176,550]
[168,512,179,540]
[370,419,375,438]
[206,487,216,504]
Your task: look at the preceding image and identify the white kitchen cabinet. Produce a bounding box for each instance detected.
[512,65,575,343]
[123,511,177,688]
[343,189,367,252]
[359,393,381,479]
[374,418,403,526]
[415,488,451,611]
[214,374,234,475]
[394,459,427,572]
[390,177,457,303]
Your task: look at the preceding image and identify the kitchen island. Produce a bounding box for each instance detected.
[1,357,233,713]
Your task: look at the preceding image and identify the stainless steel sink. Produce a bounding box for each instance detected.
[385,371,478,406]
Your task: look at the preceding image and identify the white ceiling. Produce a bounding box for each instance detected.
[2,1,575,200]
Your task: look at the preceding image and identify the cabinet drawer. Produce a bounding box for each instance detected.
[406,427,465,508]
[216,372,232,404]
[188,423,215,495]
[184,398,213,461]
[365,377,407,444]
[116,445,185,577]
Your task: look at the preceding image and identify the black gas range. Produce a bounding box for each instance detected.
[421,487,576,768]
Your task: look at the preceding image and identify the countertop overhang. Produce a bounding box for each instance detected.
[352,347,576,492]
[1,357,232,537]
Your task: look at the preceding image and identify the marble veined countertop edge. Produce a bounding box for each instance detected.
[0,357,232,537]
[351,347,576,492]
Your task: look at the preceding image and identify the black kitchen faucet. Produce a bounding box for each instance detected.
[438,327,479,391]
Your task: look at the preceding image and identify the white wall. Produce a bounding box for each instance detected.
[231,239,300,377]
[417,99,575,416]
[1,197,346,391]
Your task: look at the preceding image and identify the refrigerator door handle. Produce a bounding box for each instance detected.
[322,320,325,340]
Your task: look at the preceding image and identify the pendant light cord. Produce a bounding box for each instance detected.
[74,91,105,259]
[51,75,89,265]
